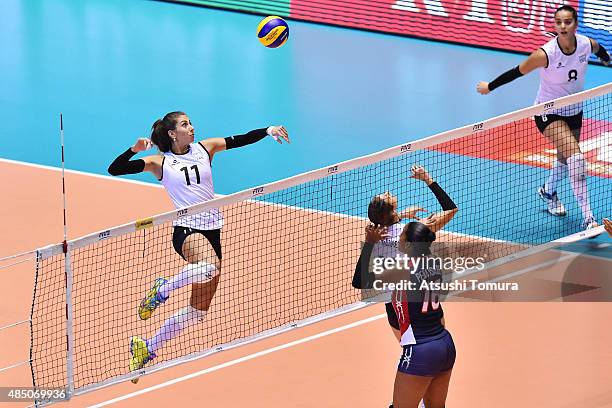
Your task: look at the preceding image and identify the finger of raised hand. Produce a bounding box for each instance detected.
[409,165,418,178]
[279,127,290,143]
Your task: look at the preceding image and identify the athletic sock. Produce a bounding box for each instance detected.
[148,305,205,354]
[544,160,568,194]
[567,153,594,221]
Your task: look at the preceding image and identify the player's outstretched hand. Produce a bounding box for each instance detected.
[399,206,428,220]
[604,218,612,237]
[365,224,389,244]
[410,165,434,185]
[476,81,490,95]
[131,138,154,153]
[267,126,290,144]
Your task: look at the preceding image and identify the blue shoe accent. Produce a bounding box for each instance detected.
[138,277,169,320]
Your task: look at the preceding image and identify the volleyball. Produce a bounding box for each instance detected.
[257,16,289,48]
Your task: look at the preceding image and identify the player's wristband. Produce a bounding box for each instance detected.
[428,182,457,211]
[224,128,267,150]
[595,44,610,63]
[108,148,145,176]
[488,66,523,91]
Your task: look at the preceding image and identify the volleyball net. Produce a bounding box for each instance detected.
[30,83,611,397]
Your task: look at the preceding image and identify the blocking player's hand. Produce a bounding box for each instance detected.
[365,224,389,244]
[410,165,434,185]
[399,206,428,220]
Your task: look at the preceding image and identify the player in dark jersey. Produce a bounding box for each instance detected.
[354,165,458,407]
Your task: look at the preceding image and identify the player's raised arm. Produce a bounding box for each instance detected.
[200,126,290,160]
[409,165,457,233]
[108,138,162,179]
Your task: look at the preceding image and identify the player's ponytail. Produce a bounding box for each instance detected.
[150,111,185,153]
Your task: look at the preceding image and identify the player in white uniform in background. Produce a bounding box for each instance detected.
[477,5,610,232]
[108,111,289,380]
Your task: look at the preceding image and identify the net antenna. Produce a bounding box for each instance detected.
[60,114,68,245]
[60,114,75,400]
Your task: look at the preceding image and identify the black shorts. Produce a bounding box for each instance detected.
[172,226,222,260]
[534,111,583,135]
[397,329,456,377]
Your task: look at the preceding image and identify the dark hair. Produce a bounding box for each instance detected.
[403,222,436,255]
[554,5,577,22]
[368,196,394,226]
[150,111,186,153]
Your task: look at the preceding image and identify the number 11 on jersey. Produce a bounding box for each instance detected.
[180,165,201,185]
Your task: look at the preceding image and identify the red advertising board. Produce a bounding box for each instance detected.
[290,0,579,53]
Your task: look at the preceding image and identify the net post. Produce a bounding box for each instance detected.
[29,250,40,396]
[64,241,75,399]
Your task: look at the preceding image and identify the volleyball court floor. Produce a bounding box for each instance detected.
[1,160,611,407]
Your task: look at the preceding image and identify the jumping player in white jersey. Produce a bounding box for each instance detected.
[353,166,458,408]
[477,5,609,232]
[352,168,439,341]
[368,194,426,343]
[108,111,289,380]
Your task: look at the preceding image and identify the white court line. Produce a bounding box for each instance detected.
[87,313,386,407]
[0,158,164,188]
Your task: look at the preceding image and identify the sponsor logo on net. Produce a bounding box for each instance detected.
[472,122,484,132]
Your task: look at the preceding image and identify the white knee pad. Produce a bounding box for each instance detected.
[183,261,219,284]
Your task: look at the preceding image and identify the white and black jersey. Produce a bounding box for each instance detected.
[535,34,591,116]
[161,142,223,230]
